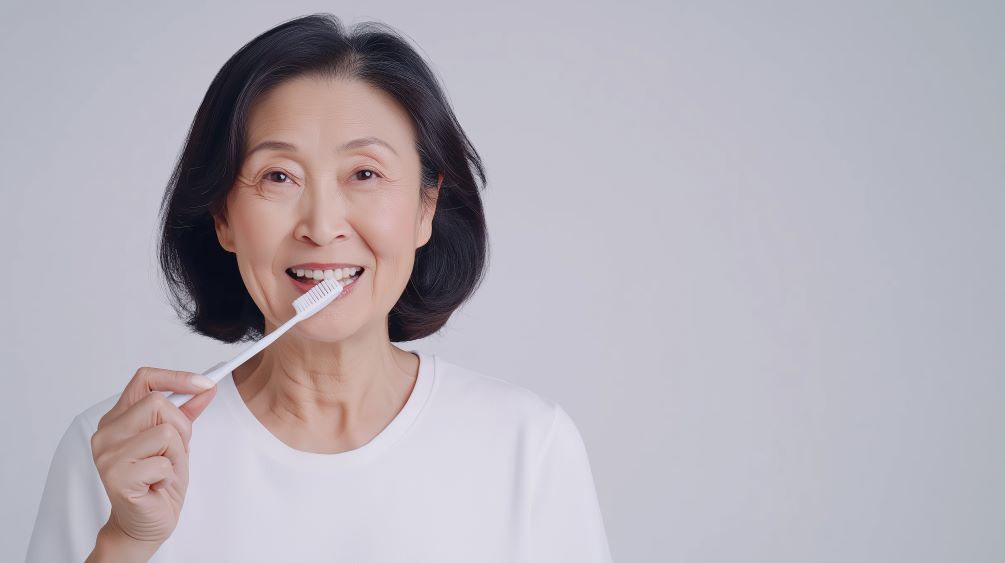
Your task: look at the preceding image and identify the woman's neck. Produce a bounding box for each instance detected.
[231,337,419,453]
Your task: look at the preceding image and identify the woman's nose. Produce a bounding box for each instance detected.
[292,183,351,246]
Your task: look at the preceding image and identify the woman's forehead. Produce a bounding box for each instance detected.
[245,76,416,155]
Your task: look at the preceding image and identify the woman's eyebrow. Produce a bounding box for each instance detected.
[339,136,399,156]
[245,136,399,158]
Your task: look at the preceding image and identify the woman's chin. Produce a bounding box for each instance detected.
[286,309,364,342]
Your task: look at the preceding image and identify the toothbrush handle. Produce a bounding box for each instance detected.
[163,314,301,407]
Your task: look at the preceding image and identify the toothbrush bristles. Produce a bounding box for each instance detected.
[292,278,344,315]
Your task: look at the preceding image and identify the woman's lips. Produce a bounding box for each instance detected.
[288,270,362,299]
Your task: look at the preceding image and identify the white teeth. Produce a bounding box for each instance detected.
[291,266,361,282]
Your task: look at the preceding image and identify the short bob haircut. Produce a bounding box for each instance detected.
[158,13,489,344]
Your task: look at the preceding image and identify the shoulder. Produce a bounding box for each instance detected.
[429,355,573,438]
[433,355,556,409]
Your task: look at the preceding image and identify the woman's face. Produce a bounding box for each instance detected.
[213,75,439,341]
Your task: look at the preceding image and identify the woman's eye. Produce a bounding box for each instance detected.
[262,170,291,184]
[354,169,381,182]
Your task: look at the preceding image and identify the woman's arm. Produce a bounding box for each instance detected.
[528,404,614,562]
[26,413,112,562]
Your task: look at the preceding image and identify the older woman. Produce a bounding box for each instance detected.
[27,13,612,563]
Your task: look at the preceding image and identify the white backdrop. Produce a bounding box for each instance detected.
[2,1,1003,561]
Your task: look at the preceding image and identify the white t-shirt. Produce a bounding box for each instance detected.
[27,351,613,562]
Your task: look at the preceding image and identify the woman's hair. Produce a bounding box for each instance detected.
[158,13,489,343]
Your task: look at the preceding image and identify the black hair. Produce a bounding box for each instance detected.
[157,13,488,343]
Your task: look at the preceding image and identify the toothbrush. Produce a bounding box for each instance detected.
[163,277,345,407]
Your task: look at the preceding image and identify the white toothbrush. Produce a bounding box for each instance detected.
[163,277,345,407]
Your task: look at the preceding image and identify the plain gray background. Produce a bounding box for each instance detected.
[2,1,1002,561]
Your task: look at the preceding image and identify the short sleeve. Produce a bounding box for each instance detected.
[26,413,112,562]
[528,404,614,562]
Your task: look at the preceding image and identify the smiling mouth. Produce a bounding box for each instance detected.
[285,267,364,286]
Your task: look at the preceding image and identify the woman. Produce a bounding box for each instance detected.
[27,13,612,563]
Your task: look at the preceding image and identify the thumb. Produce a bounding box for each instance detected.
[179,384,218,421]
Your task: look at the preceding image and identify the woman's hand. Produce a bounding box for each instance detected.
[89,367,218,554]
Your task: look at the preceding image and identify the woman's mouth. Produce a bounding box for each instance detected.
[285,267,364,296]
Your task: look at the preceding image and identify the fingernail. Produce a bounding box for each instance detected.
[189,374,215,389]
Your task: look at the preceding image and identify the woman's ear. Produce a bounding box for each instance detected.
[213,212,236,253]
[416,174,442,249]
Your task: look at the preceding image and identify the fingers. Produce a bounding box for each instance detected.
[134,458,175,488]
[96,391,194,455]
[103,454,177,501]
[135,423,186,468]
[109,454,178,499]
[132,455,176,490]
[96,422,186,501]
[107,422,187,472]
[103,367,216,425]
